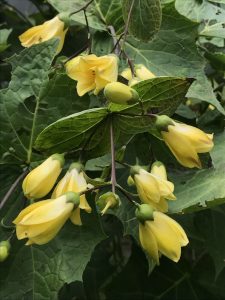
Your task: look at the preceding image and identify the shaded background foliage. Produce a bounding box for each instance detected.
[1,0,225,299]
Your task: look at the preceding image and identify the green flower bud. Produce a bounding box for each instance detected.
[135,204,154,223]
[0,241,10,262]
[65,192,80,208]
[155,115,174,132]
[96,192,120,215]
[104,82,139,105]
[115,145,126,162]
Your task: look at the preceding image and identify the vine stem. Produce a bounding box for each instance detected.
[0,168,28,211]
[110,119,116,194]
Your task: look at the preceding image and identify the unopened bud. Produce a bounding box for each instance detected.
[135,204,154,223]
[104,82,139,105]
[96,192,120,215]
[0,241,10,262]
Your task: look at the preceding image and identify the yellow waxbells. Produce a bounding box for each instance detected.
[19,14,68,54]
[13,192,80,245]
[120,64,155,86]
[0,241,10,262]
[155,115,214,168]
[136,204,189,264]
[66,54,118,96]
[52,162,92,226]
[96,192,120,215]
[22,153,64,200]
[131,162,176,212]
[104,82,139,105]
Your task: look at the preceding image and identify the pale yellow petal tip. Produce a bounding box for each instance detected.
[25,240,33,246]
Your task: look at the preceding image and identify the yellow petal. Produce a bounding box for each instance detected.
[139,222,159,264]
[70,208,82,225]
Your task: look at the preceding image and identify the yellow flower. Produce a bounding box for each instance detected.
[135,64,155,80]
[22,154,64,200]
[19,15,68,54]
[52,163,92,225]
[132,164,176,212]
[139,211,189,264]
[104,82,139,105]
[120,68,132,81]
[156,115,214,168]
[96,192,120,215]
[66,54,118,96]
[13,192,80,245]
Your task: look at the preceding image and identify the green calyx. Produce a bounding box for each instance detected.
[51,153,65,167]
[130,165,142,176]
[0,241,10,262]
[69,162,84,173]
[155,115,174,132]
[65,192,80,208]
[0,241,10,250]
[58,12,71,29]
[151,160,164,169]
[96,192,120,213]
[135,204,154,223]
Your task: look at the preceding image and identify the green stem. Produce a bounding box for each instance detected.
[110,120,116,194]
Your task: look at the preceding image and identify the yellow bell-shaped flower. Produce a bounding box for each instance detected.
[132,163,176,212]
[104,82,139,105]
[13,192,80,245]
[66,54,118,96]
[52,162,92,226]
[96,192,120,215]
[138,210,189,264]
[19,15,68,54]
[135,64,155,80]
[155,115,214,168]
[22,153,64,200]
[120,68,132,81]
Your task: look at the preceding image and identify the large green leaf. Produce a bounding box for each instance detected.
[94,0,124,32]
[200,22,225,39]
[34,77,191,157]
[47,0,105,30]
[0,206,105,300]
[122,0,162,42]
[0,28,12,53]
[169,130,225,214]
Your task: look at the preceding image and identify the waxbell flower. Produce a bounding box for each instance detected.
[96,192,120,215]
[52,162,92,226]
[135,64,155,80]
[136,205,189,264]
[19,15,68,54]
[131,163,176,212]
[66,54,118,96]
[155,115,214,168]
[104,82,139,105]
[0,241,10,262]
[13,192,80,245]
[22,153,64,200]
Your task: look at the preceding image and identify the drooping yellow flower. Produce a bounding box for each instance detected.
[52,163,92,225]
[19,15,68,54]
[135,64,155,80]
[132,163,176,212]
[138,210,189,264]
[96,192,120,215]
[66,54,118,96]
[13,192,80,245]
[155,115,214,168]
[22,154,64,200]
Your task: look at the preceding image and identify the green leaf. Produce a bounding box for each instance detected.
[122,0,162,42]
[124,3,205,78]
[47,0,105,30]
[0,207,105,300]
[169,131,225,214]
[0,40,90,164]
[200,22,225,39]
[94,0,124,32]
[175,0,225,22]
[34,77,191,158]
[0,28,12,53]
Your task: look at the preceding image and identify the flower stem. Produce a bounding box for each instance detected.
[110,120,116,194]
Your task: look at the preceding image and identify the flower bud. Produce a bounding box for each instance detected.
[0,241,10,262]
[135,204,154,223]
[155,115,174,133]
[127,175,135,186]
[135,64,155,80]
[96,192,120,215]
[23,153,64,199]
[115,145,126,162]
[104,82,139,105]
[151,161,167,180]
